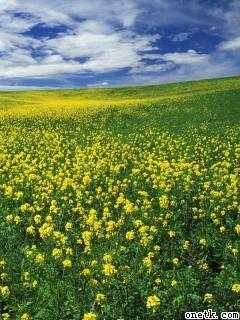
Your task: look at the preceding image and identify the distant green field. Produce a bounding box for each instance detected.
[0,76,240,320]
[0,76,240,116]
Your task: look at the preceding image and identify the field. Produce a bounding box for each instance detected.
[0,76,240,320]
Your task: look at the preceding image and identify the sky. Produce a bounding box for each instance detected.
[0,0,240,89]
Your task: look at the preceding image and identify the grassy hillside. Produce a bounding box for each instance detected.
[0,76,240,117]
[0,76,240,320]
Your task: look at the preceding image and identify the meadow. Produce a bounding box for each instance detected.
[0,76,240,320]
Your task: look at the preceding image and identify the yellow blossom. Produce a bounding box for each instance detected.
[146,295,160,309]
[0,286,10,297]
[2,313,10,320]
[96,293,106,302]
[52,248,63,259]
[182,241,190,250]
[63,259,72,268]
[82,312,96,320]
[125,231,135,240]
[232,283,240,293]
[204,293,213,303]
[199,239,206,246]
[234,224,240,234]
[171,280,177,287]
[35,253,45,264]
[102,263,117,276]
[159,195,169,209]
[168,230,176,238]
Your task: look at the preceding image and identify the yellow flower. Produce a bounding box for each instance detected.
[232,283,240,293]
[96,293,106,302]
[65,222,73,231]
[172,258,179,265]
[52,248,63,259]
[125,231,135,240]
[81,268,91,276]
[155,278,162,285]
[5,185,13,197]
[45,215,53,223]
[124,200,135,214]
[63,259,72,268]
[182,241,190,250]
[220,226,225,233]
[146,295,160,309]
[0,260,6,268]
[39,223,54,239]
[2,313,10,320]
[198,260,208,270]
[82,175,91,185]
[231,248,238,256]
[23,272,30,281]
[159,195,169,209]
[143,256,152,268]
[14,215,21,224]
[82,312,96,320]
[89,279,99,286]
[171,279,177,287]
[35,253,45,264]
[102,263,117,276]
[168,230,176,238]
[6,215,13,222]
[91,260,97,266]
[1,273,7,280]
[65,247,73,255]
[21,313,30,320]
[26,225,35,236]
[103,254,112,262]
[199,239,206,246]
[0,286,10,297]
[34,215,41,224]
[204,293,213,303]
[234,224,240,235]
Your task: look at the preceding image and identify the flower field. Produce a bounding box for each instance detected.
[0,77,240,319]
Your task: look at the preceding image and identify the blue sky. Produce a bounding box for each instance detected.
[0,0,240,89]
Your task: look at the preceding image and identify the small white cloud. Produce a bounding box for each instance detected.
[0,85,49,91]
[172,32,192,42]
[130,62,173,74]
[161,50,209,65]
[219,37,240,51]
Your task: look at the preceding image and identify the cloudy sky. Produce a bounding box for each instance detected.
[0,0,240,89]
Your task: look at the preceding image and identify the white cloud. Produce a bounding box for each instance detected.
[130,62,173,74]
[7,0,139,29]
[47,30,149,59]
[0,31,39,52]
[0,0,17,12]
[172,32,192,42]
[0,13,38,33]
[224,0,240,36]
[161,50,209,65]
[0,8,159,78]
[101,81,109,86]
[219,37,240,51]
[0,85,48,91]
